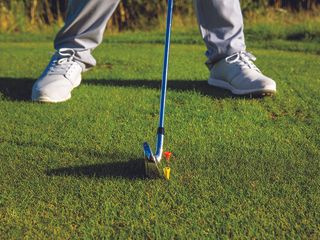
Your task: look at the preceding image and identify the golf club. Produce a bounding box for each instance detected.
[143,0,174,178]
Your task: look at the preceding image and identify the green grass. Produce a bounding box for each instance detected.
[0,33,319,239]
[1,25,320,56]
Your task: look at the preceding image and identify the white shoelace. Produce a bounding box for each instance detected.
[48,48,76,75]
[225,51,261,73]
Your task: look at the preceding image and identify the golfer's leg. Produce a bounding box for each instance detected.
[32,0,120,103]
[194,0,245,68]
[54,0,120,69]
[194,0,276,96]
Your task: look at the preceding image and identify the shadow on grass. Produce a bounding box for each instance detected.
[0,137,146,179]
[83,79,233,99]
[0,77,34,101]
[46,159,146,180]
[0,77,234,101]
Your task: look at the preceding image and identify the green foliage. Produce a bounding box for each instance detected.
[0,0,320,32]
[242,0,268,13]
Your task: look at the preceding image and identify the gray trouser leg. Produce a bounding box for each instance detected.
[194,0,246,69]
[54,0,120,70]
[55,0,245,70]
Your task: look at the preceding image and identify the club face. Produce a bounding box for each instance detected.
[143,142,161,178]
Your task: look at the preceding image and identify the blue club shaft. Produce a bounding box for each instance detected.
[155,0,174,161]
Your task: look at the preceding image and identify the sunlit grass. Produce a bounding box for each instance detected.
[0,34,319,238]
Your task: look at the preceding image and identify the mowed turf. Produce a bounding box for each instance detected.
[0,36,319,239]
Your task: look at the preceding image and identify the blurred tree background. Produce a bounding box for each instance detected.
[0,0,319,32]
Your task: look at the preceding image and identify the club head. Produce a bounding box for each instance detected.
[143,142,161,178]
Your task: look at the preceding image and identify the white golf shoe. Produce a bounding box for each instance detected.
[208,51,276,96]
[32,48,83,103]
